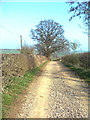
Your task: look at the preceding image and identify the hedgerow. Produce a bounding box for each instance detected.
[61,52,90,70]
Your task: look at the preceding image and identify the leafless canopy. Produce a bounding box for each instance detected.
[67,1,90,27]
[30,19,70,57]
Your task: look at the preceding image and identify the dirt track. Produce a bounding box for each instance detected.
[7,61,89,118]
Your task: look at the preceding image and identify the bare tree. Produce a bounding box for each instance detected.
[67,1,90,27]
[30,19,70,58]
[70,41,80,53]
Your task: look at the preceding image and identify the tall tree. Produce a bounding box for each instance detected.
[67,1,90,27]
[30,19,70,58]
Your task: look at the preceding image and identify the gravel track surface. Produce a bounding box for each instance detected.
[7,61,89,118]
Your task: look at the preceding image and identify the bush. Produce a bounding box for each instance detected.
[61,54,79,66]
[79,52,90,69]
[61,52,90,70]
[21,45,34,54]
[2,54,47,88]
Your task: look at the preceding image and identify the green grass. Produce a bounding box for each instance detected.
[62,63,90,84]
[2,61,48,117]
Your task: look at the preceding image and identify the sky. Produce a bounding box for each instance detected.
[0,1,88,52]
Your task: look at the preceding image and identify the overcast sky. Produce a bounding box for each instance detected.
[0,1,88,51]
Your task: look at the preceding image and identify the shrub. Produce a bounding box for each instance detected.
[2,54,47,88]
[21,45,34,55]
[61,52,90,70]
[61,54,79,66]
[79,52,90,70]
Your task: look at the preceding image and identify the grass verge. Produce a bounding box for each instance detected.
[61,63,90,84]
[2,61,48,117]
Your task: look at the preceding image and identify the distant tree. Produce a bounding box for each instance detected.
[30,19,70,58]
[67,1,90,27]
[70,41,80,53]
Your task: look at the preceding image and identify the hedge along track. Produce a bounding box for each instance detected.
[6,61,88,118]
